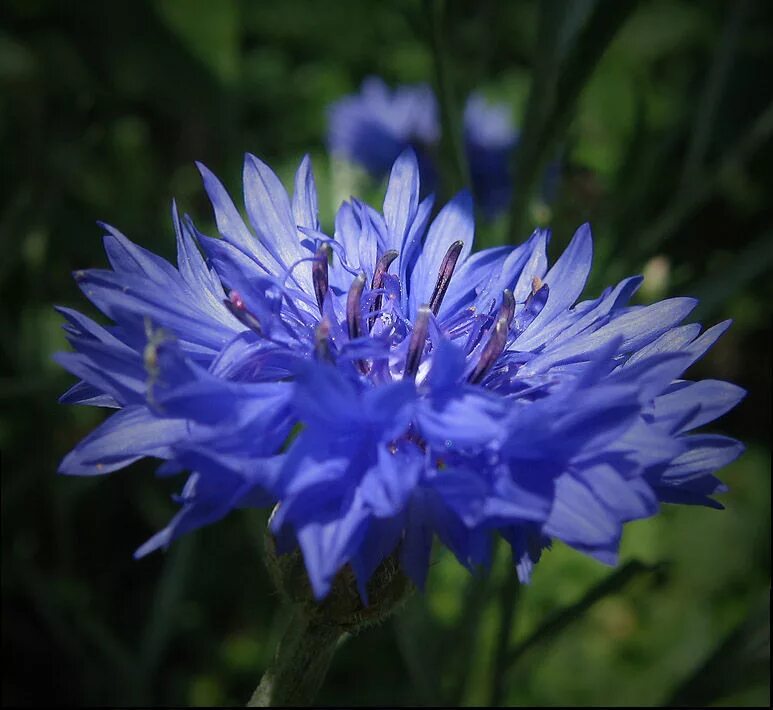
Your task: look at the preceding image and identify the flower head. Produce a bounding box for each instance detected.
[327,77,522,217]
[327,77,440,190]
[57,149,744,599]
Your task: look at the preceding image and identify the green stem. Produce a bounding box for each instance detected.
[504,560,664,671]
[678,0,748,194]
[508,0,638,243]
[489,566,521,706]
[426,0,469,195]
[248,609,343,707]
[631,100,773,262]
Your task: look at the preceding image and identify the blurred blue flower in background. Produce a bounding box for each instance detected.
[56,149,744,600]
[327,77,440,192]
[328,77,527,217]
[463,93,519,217]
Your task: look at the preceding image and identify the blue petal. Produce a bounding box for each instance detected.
[657,434,744,484]
[514,223,592,349]
[383,148,420,251]
[512,228,550,303]
[360,446,422,518]
[535,297,698,364]
[544,473,621,549]
[197,161,283,276]
[576,462,658,523]
[100,223,180,284]
[171,202,227,308]
[243,153,314,294]
[409,190,474,316]
[429,467,488,526]
[625,323,703,366]
[292,154,319,232]
[59,405,188,475]
[440,245,514,317]
[295,489,370,599]
[59,380,120,408]
[652,380,746,434]
[401,489,434,590]
[134,468,267,558]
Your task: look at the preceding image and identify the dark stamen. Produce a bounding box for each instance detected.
[369,250,399,330]
[404,306,431,380]
[346,274,366,340]
[498,289,515,327]
[312,243,331,313]
[314,318,332,362]
[468,316,509,384]
[428,241,464,315]
[224,290,262,333]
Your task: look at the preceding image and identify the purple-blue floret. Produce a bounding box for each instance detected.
[56,148,745,600]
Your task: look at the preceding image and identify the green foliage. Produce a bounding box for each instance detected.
[1,0,770,706]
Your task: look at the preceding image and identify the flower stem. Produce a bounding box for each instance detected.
[426,0,469,196]
[247,609,342,707]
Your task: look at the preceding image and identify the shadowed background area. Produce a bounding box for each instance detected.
[1,0,770,706]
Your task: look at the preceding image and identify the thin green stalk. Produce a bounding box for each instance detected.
[508,0,639,243]
[505,560,664,671]
[248,610,343,707]
[678,0,748,194]
[667,595,770,706]
[489,566,521,707]
[426,0,469,195]
[629,100,773,265]
[507,0,565,243]
[691,230,773,322]
[447,572,491,705]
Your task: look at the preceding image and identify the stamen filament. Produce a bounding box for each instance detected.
[314,318,332,362]
[499,289,515,327]
[346,274,367,340]
[404,306,431,380]
[369,250,399,330]
[312,244,331,314]
[468,316,509,384]
[224,290,262,334]
[429,241,464,315]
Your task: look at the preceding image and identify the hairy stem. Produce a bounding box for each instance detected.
[248,610,342,707]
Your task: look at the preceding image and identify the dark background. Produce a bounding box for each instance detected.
[1,0,771,706]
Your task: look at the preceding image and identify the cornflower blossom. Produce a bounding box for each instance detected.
[327,76,520,216]
[57,149,744,599]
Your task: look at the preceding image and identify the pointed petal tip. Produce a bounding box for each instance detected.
[194,160,215,180]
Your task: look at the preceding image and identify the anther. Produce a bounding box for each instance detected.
[346,274,366,340]
[468,316,509,384]
[312,243,331,314]
[404,306,431,380]
[531,276,544,294]
[314,318,332,362]
[369,250,399,329]
[230,291,245,310]
[224,290,262,333]
[498,289,515,328]
[428,241,464,315]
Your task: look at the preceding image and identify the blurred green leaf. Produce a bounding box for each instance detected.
[154,0,240,85]
[668,595,770,706]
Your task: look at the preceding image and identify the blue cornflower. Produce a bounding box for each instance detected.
[327,77,522,217]
[327,77,440,191]
[463,93,518,216]
[57,148,744,600]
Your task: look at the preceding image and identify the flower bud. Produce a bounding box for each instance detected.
[264,528,413,632]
